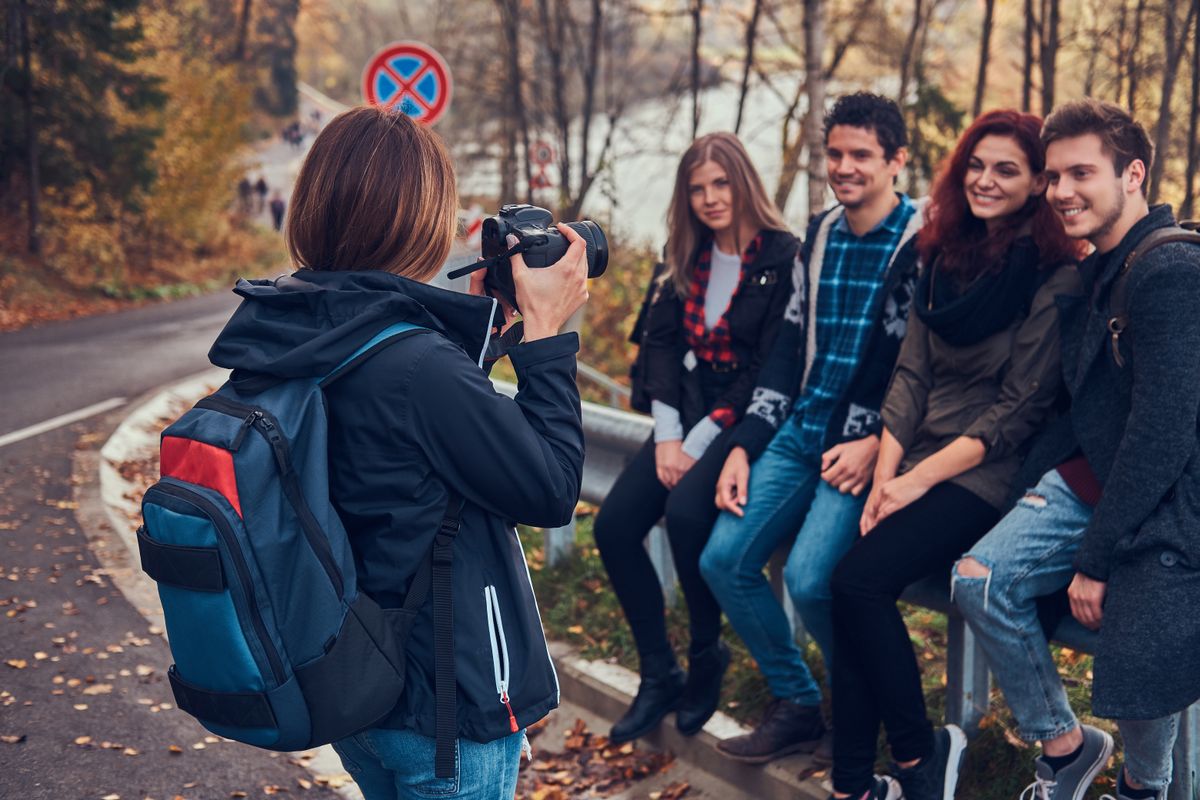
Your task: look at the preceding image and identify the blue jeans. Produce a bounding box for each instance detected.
[953,469,1181,788]
[1121,714,1181,791]
[332,728,525,800]
[700,418,864,703]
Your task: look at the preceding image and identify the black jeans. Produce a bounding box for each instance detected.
[829,481,1000,794]
[594,427,733,672]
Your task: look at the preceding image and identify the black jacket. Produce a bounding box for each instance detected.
[629,228,798,427]
[208,269,583,742]
[1017,205,1200,718]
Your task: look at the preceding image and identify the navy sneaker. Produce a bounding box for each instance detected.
[894,724,968,800]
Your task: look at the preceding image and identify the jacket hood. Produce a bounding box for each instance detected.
[208,269,500,379]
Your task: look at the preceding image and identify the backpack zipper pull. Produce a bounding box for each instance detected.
[230,412,256,451]
[501,690,518,732]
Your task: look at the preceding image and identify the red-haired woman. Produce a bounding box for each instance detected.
[826,110,1085,800]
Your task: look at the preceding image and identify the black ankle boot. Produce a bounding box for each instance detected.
[675,641,731,735]
[609,663,685,744]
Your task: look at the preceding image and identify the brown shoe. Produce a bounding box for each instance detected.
[715,698,825,764]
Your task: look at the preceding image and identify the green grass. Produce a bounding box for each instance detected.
[520,516,1123,799]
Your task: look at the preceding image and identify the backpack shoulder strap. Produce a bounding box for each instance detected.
[320,321,431,387]
[1106,227,1200,367]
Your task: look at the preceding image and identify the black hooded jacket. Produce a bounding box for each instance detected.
[208,269,583,743]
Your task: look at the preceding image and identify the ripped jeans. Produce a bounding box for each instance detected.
[952,469,1180,789]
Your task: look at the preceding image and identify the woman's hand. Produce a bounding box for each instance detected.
[468,263,520,335]
[511,224,590,341]
[1068,572,1107,631]
[655,440,696,490]
[859,471,932,535]
[715,446,751,516]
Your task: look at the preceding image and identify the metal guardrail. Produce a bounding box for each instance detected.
[508,380,1198,798]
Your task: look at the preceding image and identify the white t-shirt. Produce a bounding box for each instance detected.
[705,243,742,330]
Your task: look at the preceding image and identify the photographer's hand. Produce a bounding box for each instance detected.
[510,225,589,341]
[468,261,520,334]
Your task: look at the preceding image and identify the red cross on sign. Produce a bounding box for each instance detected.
[361,41,453,126]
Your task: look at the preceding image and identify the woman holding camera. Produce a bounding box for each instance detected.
[594,132,796,743]
[827,110,1083,800]
[208,107,588,800]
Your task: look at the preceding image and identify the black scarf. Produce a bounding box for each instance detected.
[915,237,1044,346]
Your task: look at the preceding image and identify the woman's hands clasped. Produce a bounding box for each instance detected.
[655,440,697,490]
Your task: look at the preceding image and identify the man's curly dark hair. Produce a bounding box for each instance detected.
[823,92,908,160]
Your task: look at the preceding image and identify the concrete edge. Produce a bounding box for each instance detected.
[71,369,363,800]
[547,641,830,800]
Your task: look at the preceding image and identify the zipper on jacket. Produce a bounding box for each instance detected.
[484,585,518,733]
[145,481,286,686]
[194,396,346,598]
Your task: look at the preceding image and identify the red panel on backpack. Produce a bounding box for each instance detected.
[161,436,243,518]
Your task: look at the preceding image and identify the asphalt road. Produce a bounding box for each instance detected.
[0,291,242,439]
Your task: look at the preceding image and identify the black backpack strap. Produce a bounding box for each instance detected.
[398,491,464,780]
[431,490,464,778]
[1106,227,1200,367]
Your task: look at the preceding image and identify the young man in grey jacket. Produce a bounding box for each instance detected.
[953,99,1200,800]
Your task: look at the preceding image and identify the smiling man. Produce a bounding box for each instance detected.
[700,93,925,770]
[953,99,1200,800]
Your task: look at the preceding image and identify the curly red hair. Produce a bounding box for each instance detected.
[918,109,1084,277]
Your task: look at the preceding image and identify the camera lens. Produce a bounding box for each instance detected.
[568,221,609,278]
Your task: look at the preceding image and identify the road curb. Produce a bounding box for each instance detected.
[548,642,829,800]
[72,369,364,800]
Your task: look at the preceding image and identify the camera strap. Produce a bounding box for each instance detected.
[445,239,530,280]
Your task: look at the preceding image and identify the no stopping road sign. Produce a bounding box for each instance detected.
[361,41,452,125]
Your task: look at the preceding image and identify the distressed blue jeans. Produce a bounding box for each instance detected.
[700,417,864,703]
[952,469,1180,789]
[332,727,525,800]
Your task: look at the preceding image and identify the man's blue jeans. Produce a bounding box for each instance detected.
[700,418,864,704]
[332,727,525,800]
[953,469,1180,789]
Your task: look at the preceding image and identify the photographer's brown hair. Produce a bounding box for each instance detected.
[664,132,789,297]
[1040,99,1154,195]
[286,106,457,282]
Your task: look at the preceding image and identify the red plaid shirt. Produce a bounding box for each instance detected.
[682,235,762,428]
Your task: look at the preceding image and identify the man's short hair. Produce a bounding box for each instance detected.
[1041,99,1154,188]
[823,92,908,160]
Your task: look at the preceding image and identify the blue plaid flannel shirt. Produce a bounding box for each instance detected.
[793,195,917,454]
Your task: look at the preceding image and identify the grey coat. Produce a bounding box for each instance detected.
[1024,205,1200,719]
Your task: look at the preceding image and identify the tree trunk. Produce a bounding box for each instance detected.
[734,0,763,135]
[233,0,253,62]
[898,0,924,103]
[497,0,532,202]
[1039,0,1059,115]
[1182,1,1200,218]
[1114,0,1128,105]
[538,0,572,205]
[774,79,807,212]
[690,0,703,139]
[1149,0,1198,203]
[1022,0,1036,111]
[803,0,826,219]
[972,0,995,117]
[1128,0,1146,113]
[18,0,38,254]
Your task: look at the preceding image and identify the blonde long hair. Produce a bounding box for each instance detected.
[664,132,788,297]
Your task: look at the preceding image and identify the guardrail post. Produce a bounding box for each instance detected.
[545,514,576,567]
[646,523,678,607]
[1169,701,1199,800]
[768,544,809,647]
[944,610,990,735]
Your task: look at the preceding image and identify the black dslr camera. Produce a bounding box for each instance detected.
[448,204,608,315]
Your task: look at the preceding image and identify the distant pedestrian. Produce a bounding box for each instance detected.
[269,192,286,232]
[254,177,268,213]
[237,177,253,214]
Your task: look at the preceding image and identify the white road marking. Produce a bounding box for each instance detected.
[0,397,127,449]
